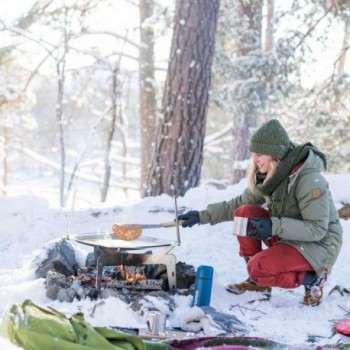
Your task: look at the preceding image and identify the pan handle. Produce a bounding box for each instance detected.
[161,220,185,228]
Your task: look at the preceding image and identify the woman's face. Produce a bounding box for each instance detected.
[252,153,273,174]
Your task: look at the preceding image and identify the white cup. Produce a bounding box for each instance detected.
[233,216,248,236]
[147,312,166,335]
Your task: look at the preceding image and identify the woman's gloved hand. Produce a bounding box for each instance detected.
[177,210,200,228]
[247,218,272,240]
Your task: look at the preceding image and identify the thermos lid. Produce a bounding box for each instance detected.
[197,265,214,279]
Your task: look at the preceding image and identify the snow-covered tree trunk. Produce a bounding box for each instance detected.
[101,66,118,203]
[265,0,274,52]
[145,0,219,197]
[230,0,263,184]
[139,0,157,196]
[56,54,67,207]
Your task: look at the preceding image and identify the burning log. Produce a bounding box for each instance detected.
[107,279,164,290]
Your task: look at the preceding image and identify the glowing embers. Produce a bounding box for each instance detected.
[108,265,164,290]
[77,264,165,291]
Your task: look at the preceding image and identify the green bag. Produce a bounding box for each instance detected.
[0,299,165,350]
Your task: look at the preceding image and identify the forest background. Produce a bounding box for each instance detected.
[1,0,349,208]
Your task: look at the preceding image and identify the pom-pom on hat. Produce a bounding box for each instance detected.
[249,119,290,158]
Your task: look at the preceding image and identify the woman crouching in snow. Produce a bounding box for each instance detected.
[178,119,343,306]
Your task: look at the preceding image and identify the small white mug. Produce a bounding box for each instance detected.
[147,312,166,335]
[233,216,248,236]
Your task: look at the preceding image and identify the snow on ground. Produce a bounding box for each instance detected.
[0,174,349,348]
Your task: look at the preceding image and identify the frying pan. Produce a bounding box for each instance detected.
[69,232,177,250]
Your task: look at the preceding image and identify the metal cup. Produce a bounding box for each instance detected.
[147,312,166,335]
[233,216,248,236]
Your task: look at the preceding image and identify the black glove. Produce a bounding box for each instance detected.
[177,210,200,228]
[247,218,272,240]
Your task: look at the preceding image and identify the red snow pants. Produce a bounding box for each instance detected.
[234,205,314,289]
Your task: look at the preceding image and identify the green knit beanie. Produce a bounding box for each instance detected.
[249,119,290,158]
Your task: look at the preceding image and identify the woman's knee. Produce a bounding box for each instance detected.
[247,253,271,283]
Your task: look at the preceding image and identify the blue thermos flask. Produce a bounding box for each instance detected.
[192,265,214,307]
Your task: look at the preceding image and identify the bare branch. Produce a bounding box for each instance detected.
[78,30,141,50]
[204,121,234,146]
[294,6,333,51]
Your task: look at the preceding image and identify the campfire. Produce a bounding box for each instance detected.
[121,265,145,282]
[76,264,165,291]
[37,199,195,302]
[65,232,182,294]
[35,238,196,303]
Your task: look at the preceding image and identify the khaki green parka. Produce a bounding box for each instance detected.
[199,150,343,277]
